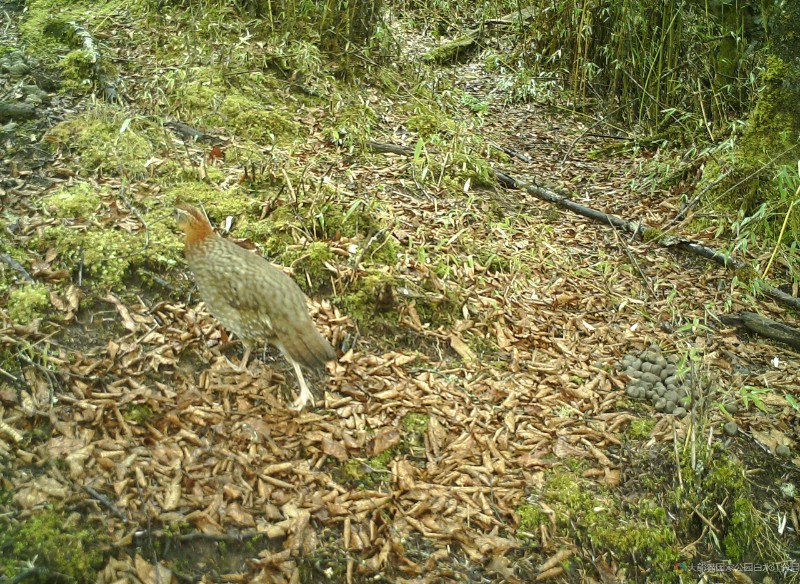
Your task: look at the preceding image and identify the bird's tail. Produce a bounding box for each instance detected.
[278,328,337,372]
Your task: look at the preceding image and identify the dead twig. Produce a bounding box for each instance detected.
[85,485,130,524]
[133,529,270,543]
[609,220,655,296]
[0,253,34,282]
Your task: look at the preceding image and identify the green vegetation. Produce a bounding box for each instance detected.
[41,222,180,291]
[170,72,302,147]
[626,418,656,440]
[519,469,678,578]
[2,0,796,581]
[44,106,161,178]
[676,447,766,562]
[44,183,104,218]
[19,0,117,59]
[124,403,155,424]
[0,509,107,582]
[7,284,50,324]
[401,412,429,434]
[335,413,429,489]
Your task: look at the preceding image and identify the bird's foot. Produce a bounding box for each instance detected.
[289,387,315,411]
[224,356,256,376]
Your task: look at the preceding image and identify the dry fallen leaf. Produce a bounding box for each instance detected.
[368,427,401,456]
[321,435,348,461]
[449,333,477,364]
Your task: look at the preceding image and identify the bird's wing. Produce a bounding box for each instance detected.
[218,250,304,328]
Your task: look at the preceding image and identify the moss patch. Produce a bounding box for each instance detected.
[423,35,478,65]
[43,182,104,218]
[340,270,398,329]
[169,70,301,147]
[41,220,181,292]
[521,469,678,578]
[7,284,51,324]
[44,106,161,178]
[124,403,155,424]
[696,55,800,244]
[19,0,115,59]
[678,448,763,562]
[626,418,655,440]
[0,509,107,582]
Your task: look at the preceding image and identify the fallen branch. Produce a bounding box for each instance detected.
[364,141,800,313]
[719,312,800,350]
[163,120,225,145]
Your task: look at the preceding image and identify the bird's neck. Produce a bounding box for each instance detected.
[184,223,214,250]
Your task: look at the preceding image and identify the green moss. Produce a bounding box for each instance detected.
[328,101,378,146]
[309,197,384,241]
[517,504,549,533]
[59,47,116,94]
[744,57,799,156]
[60,48,94,79]
[723,497,759,561]
[401,412,429,434]
[626,418,656,440]
[368,448,395,470]
[680,449,763,561]
[170,71,301,146]
[423,35,477,65]
[698,55,800,234]
[0,509,106,582]
[337,457,391,488]
[526,470,678,578]
[400,412,428,454]
[219,94,301,144]
[640,227,663,243]
[366,234,399,265]
[406,108,456,139]
[45,106,159,178]
[124,403,155,424]
[287,242,335,293]
[19,1,88,58]
[168,182,255,219]
[340,270,398,329]
[7,284,51,324]
[42,219,181,291]
[413,284,461,329]
[43,183,103,218]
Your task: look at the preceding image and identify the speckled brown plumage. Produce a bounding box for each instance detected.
[176,204,336,410]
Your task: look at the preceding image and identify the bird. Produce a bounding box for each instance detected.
[175,204,336,410]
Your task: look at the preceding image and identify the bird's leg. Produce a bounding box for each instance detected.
[239,344,252,370]
[225,342,252,373]
[288,359,315,411]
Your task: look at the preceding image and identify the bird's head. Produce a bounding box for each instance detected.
[175,204,213,245]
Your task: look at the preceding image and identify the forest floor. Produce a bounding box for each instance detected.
[1,2,799,583]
